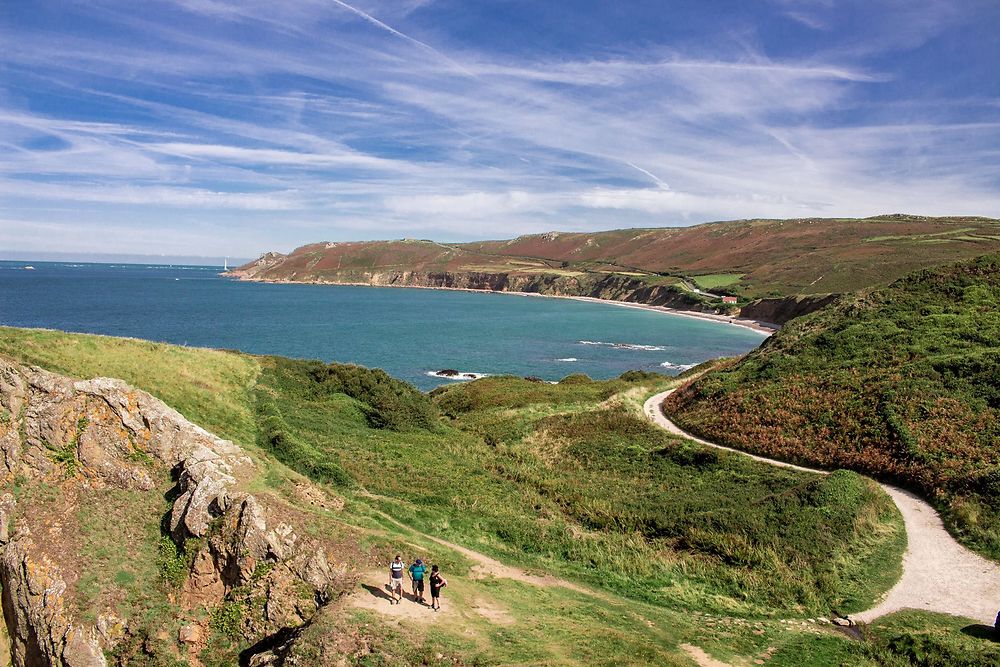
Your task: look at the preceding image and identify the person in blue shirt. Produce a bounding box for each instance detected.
[409,558,427,604]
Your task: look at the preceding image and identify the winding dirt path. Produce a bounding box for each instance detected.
[644,390,1000,625]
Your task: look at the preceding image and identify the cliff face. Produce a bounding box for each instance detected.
[0,358,351,666]
[738,294,840,326]
[227,261,723,315]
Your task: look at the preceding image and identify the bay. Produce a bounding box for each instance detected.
[0,261,766,390]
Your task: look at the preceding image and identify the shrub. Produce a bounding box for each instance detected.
[308,362,438,431]
[618,370,664,382]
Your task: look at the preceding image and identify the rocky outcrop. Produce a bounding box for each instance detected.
[738,294,839,326]
[0,510,106,667]
[0,358,350,666]
[230,252,287,280]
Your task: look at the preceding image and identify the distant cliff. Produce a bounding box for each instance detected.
[227,250,837,325]
[227,258,726,315]
[227,215,1000,326]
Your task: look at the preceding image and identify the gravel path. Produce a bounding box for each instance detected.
[645,390,1000,625]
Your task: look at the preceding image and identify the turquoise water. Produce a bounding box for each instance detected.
[0,261,766,390]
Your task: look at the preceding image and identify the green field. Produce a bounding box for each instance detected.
[691,273,744,290]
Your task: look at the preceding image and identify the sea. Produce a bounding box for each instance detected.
[0,261,767,390]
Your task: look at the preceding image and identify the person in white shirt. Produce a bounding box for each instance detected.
[388,554,405,604]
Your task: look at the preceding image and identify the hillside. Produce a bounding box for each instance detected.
[1,326,977,666]
[229,239,718,316]
[464,215,1000,297]
[664,253,1000,560]
[229,215,1000,323]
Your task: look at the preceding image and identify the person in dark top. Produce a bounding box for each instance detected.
[429,564,448,612]
[409,558,427,603]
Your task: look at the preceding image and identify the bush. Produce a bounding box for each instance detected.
[618,370,664,382]
[558,373,592,385]
[308,362,438,431]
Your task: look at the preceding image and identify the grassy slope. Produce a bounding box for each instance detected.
[3,326,987,665]
[255,239,567,278]
[246,215,1000,300]
[424,376,903,616]
[0,327,260,447]
[665,253,1000,560]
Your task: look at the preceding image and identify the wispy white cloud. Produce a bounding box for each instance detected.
[1,0,997,255]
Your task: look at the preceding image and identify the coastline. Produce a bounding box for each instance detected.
[223,274,778,336]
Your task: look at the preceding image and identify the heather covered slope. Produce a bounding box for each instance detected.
[665,253,1000,558]
[238,238,567,278]
[233,215,1000,303]
[463,215,1000,296]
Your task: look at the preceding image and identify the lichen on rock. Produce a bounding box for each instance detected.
[0,357,352,666]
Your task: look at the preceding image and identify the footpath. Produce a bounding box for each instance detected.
[644,390,1000,625]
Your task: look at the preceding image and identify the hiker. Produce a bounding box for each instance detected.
[409,558,427,604]
[429,564,448,612]
[388,554,405,604]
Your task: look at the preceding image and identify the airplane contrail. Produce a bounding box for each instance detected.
[329,0,474,76]
[626,162,670,190]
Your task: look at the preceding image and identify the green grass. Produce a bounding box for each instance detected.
[284,576,877,667]
[667,253,1000,560]
[0,327,260,448]
[691,273,744,290]
[865,227,977,243]
[0,326,917,665]
[74,485,187,662]
[247,364,905,617]
[863,610,1000,666]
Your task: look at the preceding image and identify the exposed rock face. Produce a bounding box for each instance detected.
[0,358,349,666]
[229,251,287,280]
[0,516,106,667]
[738,294,839,326]
[227,265,720,315]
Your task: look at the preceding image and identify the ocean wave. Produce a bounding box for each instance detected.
[578,340,666,352]
[426,369,489,381]
[660,360,697,372]
[555,357,578,362]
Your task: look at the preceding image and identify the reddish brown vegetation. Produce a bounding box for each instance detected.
[236,215,1000,298]
[665,253,1000,558]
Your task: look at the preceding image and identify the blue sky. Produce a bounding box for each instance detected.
[1,0,998,257]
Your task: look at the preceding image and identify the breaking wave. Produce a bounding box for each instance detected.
[659,360,697,372]
[426,370,489,381]
[578,340,666,352]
